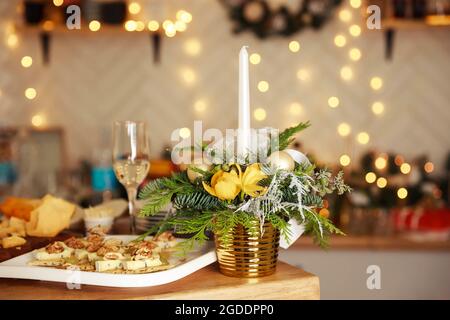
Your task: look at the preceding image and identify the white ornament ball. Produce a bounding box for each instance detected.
[187,163,212,183]
[267,151,295,171]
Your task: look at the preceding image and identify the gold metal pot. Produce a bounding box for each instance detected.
[215,221,280,278]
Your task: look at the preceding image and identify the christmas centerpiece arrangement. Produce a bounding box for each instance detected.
[139,47,350,277]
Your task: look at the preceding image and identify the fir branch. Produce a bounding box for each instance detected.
[275,121,311,151]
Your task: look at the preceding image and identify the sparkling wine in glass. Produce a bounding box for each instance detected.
[112,121,150,234]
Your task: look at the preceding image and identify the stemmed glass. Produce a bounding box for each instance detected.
[112,121,150,234]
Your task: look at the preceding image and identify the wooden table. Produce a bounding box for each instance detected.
[0,261,319,300]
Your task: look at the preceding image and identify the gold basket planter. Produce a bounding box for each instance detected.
[215,221,280,278]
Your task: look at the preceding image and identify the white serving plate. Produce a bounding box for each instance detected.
[0,235,217,288]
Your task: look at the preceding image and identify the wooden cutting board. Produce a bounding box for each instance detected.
[0,231,79,263]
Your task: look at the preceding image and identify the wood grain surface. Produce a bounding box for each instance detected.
[0,261,320,300]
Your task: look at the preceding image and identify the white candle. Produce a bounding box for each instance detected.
[238,46,251,159]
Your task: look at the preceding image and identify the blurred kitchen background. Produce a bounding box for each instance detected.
[0,0,449,299]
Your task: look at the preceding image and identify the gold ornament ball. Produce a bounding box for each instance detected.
[267,151,295,171]
[187,163,211,182]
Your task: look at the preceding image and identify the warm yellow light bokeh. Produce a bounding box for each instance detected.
[340,66,353,80]
[179,127,191,139]
[25,88,37,100]
[375,157,387,169]
[370,77,383,90]
[21,56,33,68]
[6,34,18,48]
[254,108,267,121]
[53,0,64,6]
[365,172,376,183]
[148,20,159,31]
[397,188,408,199]
[356,132,370,144]
[377,177,387,188]
[372,102,385,115]
[349,24,361,37]
[175,21,187,32]
[249,53,261,65]
[124,20,137,32]
[31,114,45,127]
[128,2,141,15]
[184,39,201,56]
[289,41,300,52]
[424,162,434,173]
[334,34,347,47]
[194,100,207,112]
[89,20,101,32]
[349,48,361,61]
[181,68,196,84]
[340,154,351,166]
[350,0,362,9]
[296,69,310,81]
[339,9,352,22]
[257,81,269,92]
[400,163,411,174]
[337,123,351,137]
[289,103,303,115]
[328,96,340,108]
[177,10,192,23]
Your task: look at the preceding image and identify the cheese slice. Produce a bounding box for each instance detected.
[95,260,123,272]
[75,249,88,260]
[87,252,100,262]
[123,257,162,271]
[35,248,73,261]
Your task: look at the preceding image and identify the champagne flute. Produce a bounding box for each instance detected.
[112,121,150,234]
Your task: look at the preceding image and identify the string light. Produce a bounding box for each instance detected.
[124,20,137,32]
[356,132,370,144]
[135,21,145,31]
[296,69,310,81]
[6,34,18,48]
[424,162,434,173]
[375,156,387,170]
[184,38,201,56]
[350,0,362,8]
[31,114,45,127]
[24,88,37,100]
[257,81,269,92]
[128,2,141,15]
[88,20,101,32]
[371,102,384,115]
[43,20,55,31]
[339,9,352,22]
[181,68,196,85]
[377,177,387,188]
[175,21,187,32]
[370,77,383,90]
[254,108,267,121]
[328,96,340,108]
[337,122,351,137]
[249,53,261,65]
[349,48,361,61]
[194,99,207,112]
[148,20,159,31]
[21,56,33,68]
[179,127,191,139]
[288,40,300,52]
[340,154,351,166]
[340,66,353,80]
[334,34,347,47]
[53,0,64,6]
[365,172,376,183]
[349,24,361,37]
[165,25,176,37]
[400,163,411,174]
[289,103,303,115]
[177,10,192,23]
[394,155,404,166]
[397,187,408,199]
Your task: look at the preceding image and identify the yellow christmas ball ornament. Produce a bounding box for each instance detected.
[187,163,212,183]
[267,151,295,171]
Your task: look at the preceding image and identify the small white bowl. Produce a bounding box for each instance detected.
[84,216,114,234]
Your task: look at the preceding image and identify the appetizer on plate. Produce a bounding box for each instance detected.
[28,229,178,274]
